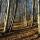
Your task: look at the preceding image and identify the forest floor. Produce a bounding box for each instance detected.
[0,24,40,40]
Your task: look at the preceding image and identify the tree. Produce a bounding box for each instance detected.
[33,0,38,26]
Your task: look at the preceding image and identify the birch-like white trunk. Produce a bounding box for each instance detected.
[23,1,27,26]
[4,0,9,32]
[38,0,40,34]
